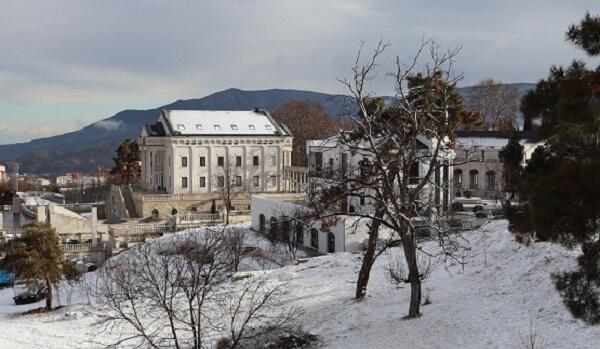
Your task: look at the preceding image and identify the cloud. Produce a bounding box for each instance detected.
[0,124,67,137]
[0,0,598,147]
[93,120,123,131]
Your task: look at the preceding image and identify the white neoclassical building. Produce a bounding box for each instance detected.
[127,109,294,218]
[139,109,293,194]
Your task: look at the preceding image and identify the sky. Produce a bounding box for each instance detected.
[0,0,598,145]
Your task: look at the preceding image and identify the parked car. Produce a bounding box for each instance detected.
[12,281,48,305]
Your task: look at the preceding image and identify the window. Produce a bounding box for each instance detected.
[270,175,276,186]
[253,156,259,166]
[265,125,272,131]
[310,228,318,249]
[270,217,278,235]
[327,232,335,253]
[248,124,255,130]
[199,176,206,188]
[217,176,225,187]
[230,124,238,130]
[181,157,188,167]
[200,156,206,166]
[314,152,323,171]
[295,224,304,245]
[360,195,365,206]
[177,124,185,131]
[218,156,224,166]
[271,155,276,166]
[486,171,496,190]
[235,176,242,187]
[481,150,485,161]
[236,156,242,166]
[213,125,221,130]
[259,214,266,232]
[182,177,188,188]
[253,176,260,187]
[454,169,463,188]
[469,170,479,189]
[196,124,203,130]
[409,162,420,184]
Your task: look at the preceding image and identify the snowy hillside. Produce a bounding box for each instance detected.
[0,220,598,348]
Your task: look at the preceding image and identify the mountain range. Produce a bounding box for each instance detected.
[0,84,534,175]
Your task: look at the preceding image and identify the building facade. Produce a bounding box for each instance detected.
[453,131,543,200]
[306,136,455,214]
[132,109,294,218]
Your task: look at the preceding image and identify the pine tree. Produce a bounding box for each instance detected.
[110,139,141,185]
[499,133,523,201]
[511,12,600,324]
[0,222,81,310]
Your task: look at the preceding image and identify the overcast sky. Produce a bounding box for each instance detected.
[0,0,598,144]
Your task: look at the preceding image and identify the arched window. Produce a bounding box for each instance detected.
[486,171,496,190]
[259,214,266,232]
[295,223,304,246]
[469,170,479,189]
[310,228,318,249]
[327,232,335,253]
[151,208,159,220]
[191,206,198,212]
[453,169,463,188]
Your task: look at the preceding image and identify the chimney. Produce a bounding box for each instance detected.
[254,107,260,113]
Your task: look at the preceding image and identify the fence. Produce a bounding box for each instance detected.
[60,241,105,253]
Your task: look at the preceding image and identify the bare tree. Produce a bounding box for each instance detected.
[214,156,247,225]
[272,101,339,167]
[467,78,520,131]
[223,226,248,272]
[309,40,472,318]
[88,227,300,349]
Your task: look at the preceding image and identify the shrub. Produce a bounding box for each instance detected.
[473,205,484,213]
[451,202,464,212]
[464,190,473,198]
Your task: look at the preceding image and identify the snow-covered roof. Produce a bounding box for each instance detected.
[307,134,432,150]
[159,109,290,136]
[456,137,537,149]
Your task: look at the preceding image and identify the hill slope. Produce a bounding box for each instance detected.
[0,220,597,348]
[0,84,534,174]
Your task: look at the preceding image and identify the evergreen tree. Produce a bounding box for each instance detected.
[498,133,524,201]
[511,12,600,324]
[0,222,81,310]
[110,139,141,185]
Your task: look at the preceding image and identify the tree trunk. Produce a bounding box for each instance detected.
[355,209,383,299]
[45,276,52,311]
[404,242,421,318]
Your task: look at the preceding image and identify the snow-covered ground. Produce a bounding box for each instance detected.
[0,220,598,348]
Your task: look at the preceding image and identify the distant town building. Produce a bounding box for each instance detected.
[56,172,107,190]
[0,165,7,184]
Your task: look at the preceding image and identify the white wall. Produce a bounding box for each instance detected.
[251,195,347,254]
[141,136,292,195]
